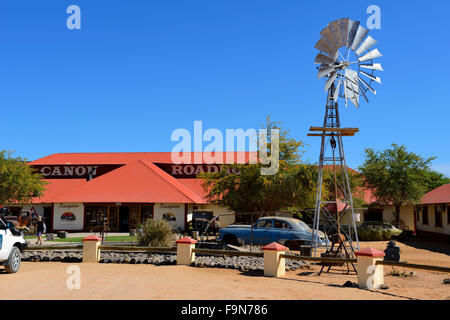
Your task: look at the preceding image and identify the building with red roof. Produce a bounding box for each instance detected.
[18,152,246,232]
[416,184,450,240]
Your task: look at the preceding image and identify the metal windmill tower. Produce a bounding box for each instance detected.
[309,18,383,264]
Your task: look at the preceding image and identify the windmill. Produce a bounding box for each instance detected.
[308,18,383,272]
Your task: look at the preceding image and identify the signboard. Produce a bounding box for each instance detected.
[154,163,240,179]
[154,203,185,229]
[32,165,123,179]
[53,203,84,230]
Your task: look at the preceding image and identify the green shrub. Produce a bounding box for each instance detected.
[136,219,174,247]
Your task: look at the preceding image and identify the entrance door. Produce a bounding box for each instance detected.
[43,207,52,232]
[118,206,130,232]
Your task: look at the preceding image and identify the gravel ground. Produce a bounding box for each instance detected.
[21,250,309,272]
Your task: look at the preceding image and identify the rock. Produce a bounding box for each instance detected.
[379,284,390,290]
[343,281,358,288]
[443,278,450,284]
[50,256,63,262]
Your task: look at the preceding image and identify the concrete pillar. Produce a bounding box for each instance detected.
[82,235,102,263]
[262,242,289,277]
[176,236,198,265]
[356,247,385,289]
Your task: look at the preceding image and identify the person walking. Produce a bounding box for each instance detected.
[35,216,46,245]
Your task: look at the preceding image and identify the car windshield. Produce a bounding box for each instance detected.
[290,220,312,232]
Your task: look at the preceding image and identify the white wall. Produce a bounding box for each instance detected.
[381,206,416,231]
[53,203,84,231]
[21,204,46,218]
[154,203,185,230]
[340,205,416,231]
[417,204,450,236]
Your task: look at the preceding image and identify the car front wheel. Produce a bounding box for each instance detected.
[222,235,238,246]
[4,246,21,273]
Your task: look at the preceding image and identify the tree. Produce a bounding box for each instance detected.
[358,144,434,226]
[422,169,450,193]
[200,117,318,217]
[0,151,47,206]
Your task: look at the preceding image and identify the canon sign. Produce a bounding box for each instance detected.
[39,166,98,178]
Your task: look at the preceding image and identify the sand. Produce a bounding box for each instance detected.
[0,239,448,300]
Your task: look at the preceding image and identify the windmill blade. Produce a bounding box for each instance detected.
[333,80,341,102]
[344,82,349,107]
[360,63,384,71]
[338,18,350,48]
[315,38,337,58]
[358,76,377,95]
[345,69,360,108]
[314,52,336,65]
[359,83,369,103]
[324,72,338,92]
[360,70,382,84]
[345,82,359,108]
[318,66,337,78]
[358,48,383,62]
[355,35,378,56]
[350,25,369,51]
[328,19,346,49]
[347,19,360,48]
[320,26,338,51]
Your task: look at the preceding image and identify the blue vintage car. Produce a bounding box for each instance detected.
[218,216,329,247]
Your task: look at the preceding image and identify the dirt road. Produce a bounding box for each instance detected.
[1,239,448,300]
[0,261,448,300]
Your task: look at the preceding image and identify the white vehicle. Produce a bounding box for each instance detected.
[0,215,27,273]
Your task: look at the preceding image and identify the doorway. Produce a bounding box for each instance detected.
[364,209,383,222]
[118,206,130,232]
[43,207,52,232]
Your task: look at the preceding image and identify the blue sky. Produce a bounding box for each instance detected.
[1,1,449,176]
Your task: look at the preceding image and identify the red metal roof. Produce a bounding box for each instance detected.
[421,184,450,205]
[30,152,257,165]
[50,160,207,204]
[179,179,209,200]
[32,179,86,204]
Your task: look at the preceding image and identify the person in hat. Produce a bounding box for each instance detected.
[35,216,46,245]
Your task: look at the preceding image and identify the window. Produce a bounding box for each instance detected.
[85,206,107,230]
[256,219,271,228]
[422,206,429,225]
[273,220,291,229]
[435,205,444,228]
[447,206,450,225]
[141,206,153,224]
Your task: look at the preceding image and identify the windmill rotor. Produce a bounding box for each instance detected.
[314,18,383,108]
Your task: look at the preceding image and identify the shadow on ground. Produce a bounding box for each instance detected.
[397,237,450,256]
